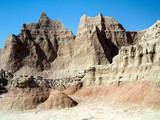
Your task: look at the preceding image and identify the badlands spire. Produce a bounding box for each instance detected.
[0,12,146,76]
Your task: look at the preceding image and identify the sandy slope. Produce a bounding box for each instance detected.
[0,96,160,120]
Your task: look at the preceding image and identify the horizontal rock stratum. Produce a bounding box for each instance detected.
[0,12,160,110]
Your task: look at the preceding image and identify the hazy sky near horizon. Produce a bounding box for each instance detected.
[0,0,160,49]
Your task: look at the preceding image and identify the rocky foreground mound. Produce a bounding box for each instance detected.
[0,88,77,110]
[0,12,160,110]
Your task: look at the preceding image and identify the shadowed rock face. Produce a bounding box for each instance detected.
[74,13,121,66]
[0,12,74,73]
[0,69,13,94]
[0,12,144,75]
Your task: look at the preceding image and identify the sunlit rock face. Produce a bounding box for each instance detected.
[0,13,160,110]
[0,12,147,78]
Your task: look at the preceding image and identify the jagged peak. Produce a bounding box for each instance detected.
[4,34,19,45]
[80,13,118,24]
[20,12,69,32]
[78,13,121,30]
[40,11,48,18]
[38,11,50,23]
[81,13,103,19]
[98,13,103,17]
[140,20,160,42]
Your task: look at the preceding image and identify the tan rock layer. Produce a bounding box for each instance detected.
[71,82,160,109]
[0,88,77,110]
[0,12,145,75]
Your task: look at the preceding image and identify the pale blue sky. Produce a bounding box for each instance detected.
[0,0,160,49]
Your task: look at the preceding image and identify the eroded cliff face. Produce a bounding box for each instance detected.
[73,13,140,69]
[0,13,160,110]
[76,21,160,109]
[113,20,160,68]
[0,12,145,77]
[77,13,136,47]
[81,20,160,86]
[0,12,158,83]
[0,12,74,74]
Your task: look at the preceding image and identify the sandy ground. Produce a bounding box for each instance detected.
[0,96,160,120]
[0,94,6,100]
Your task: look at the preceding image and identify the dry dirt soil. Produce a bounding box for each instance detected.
[0,95,160,120]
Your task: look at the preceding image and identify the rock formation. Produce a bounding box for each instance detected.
[0,12,144,77]
[0,12,74,74]
[0,88,77,110]
[38,90,78,109]
[81,20,160,86]
[0,69,13,94]
[0,12,160,110]
[0,88,49,110]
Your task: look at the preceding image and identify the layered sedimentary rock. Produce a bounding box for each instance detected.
[113,20,160,68]
[0,12,160,109]
[76,20,160,109]
[0,12,74,74]
[77,13,137,47]
[81,20,160,86]
[71,13,145,72]
[0,12,143,77]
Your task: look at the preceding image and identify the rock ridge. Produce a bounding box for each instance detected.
[0,13,160,110]
[0,12,157,80]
